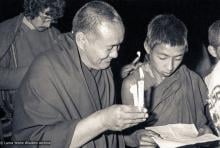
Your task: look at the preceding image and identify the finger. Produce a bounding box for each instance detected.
[122,105,148,113]
[120,112,148,122]
[140,140,156,146]
[127,112,148,120]
[140,146,156,148]
[123,118,147,125]
[140,145,156,148]
[121,65,136,78]
[122,64,135,71]
[140,136,155,143]
[134,62,142,68]
[144,130,161,138]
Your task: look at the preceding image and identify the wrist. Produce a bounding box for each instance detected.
[95,110,109,131]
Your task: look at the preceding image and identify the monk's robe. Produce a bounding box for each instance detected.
[121,63,212,146]
[13,33,125,148]
[0,14,59,139]
[0,14,59,89]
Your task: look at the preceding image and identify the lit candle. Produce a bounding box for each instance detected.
[138,67,144,108]
[130,84,138,106]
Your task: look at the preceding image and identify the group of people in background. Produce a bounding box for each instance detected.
[0,0,219,148]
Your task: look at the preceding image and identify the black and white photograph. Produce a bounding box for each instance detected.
[0,0,220,147]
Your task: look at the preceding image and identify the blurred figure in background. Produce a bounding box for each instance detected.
[0,0,65,141]
[205,20,220,136]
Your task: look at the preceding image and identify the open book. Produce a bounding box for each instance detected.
[145,124,220,148]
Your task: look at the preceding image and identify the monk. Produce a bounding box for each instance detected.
[0,0,65,140]
[13,1,148,148]
[121,14,213,147]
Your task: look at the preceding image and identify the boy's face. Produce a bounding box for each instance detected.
[148,43,186,79]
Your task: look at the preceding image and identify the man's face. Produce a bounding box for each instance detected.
[148,43,185,79]
[31,8,54,31]
[83,21,125,70]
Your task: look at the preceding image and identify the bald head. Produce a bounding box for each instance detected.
[72,1,124,35]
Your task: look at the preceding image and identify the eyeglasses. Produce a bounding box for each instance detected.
[39,12,56,23]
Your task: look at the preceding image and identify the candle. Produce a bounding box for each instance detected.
[129,84,138,106]
[138,67,144,108]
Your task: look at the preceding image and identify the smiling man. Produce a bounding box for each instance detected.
[121,14,213,147]
[13,1,148,148]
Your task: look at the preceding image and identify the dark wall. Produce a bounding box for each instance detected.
[1,0,220,82]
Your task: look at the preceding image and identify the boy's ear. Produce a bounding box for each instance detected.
[75,32,87,51]
[208,45,217,58]
[144,41,151,54]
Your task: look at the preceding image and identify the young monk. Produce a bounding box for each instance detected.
[121,14,213,147]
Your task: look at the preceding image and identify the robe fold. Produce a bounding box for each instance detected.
[147,65,209,128]
[13,33,125,148]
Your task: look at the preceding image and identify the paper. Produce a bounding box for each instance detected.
[145,124,220,148]
[129,67,145,108]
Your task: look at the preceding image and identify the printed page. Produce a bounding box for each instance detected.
[145,124,220,148]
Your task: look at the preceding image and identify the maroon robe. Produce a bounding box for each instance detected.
[13,33,125,148]
[0,14,60,140]
[121,63,212,147]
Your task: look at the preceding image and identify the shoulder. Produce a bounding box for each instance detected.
[181,65,203,81]
[0,14,22,31]
[49,26,61,37]
[123,67,140,85]
[180,65,208,93]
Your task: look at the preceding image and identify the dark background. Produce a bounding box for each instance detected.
[1,0,220,94]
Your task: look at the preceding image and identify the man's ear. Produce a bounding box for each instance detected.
[75,32,87,51]
[208,45,217,58]
[144,41,151,54]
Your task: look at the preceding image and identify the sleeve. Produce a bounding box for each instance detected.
[121,74,143,147]
[193,74,215,131]
[197,76,218,134]
[121,75,137,105]
[13,55,79,148]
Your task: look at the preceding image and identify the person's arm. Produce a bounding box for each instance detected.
[0,66,28,89]
[70,105,148,147]
[121,77,136,105]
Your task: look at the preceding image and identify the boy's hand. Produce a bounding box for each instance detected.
[139,129,161,148]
